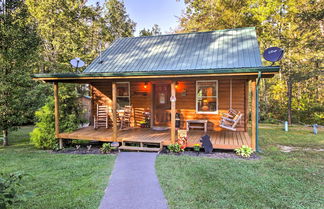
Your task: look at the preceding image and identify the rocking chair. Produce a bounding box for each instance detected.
[119,105,132,130]
[94,104,109,129]
[219,111,243,131]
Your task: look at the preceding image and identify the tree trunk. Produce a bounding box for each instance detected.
[287,80,293,125]
[3,130,9,146]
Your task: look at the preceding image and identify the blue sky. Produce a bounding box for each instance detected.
[87,0,186,35]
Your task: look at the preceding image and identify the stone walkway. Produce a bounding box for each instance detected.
[98,152,168,209]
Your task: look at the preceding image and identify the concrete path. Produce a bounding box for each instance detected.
[99,152,168,209]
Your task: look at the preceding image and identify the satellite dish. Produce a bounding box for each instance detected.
[70,57,85,68]
[263,47,284,63]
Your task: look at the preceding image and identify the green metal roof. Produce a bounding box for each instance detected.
[33,27,280,80]
[83,27,265,73]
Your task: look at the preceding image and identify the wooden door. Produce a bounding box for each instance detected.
[153,84,171,126]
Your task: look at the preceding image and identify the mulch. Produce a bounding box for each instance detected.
[52,146,260,160]
[160,148,261,160]
[53,147,118,155]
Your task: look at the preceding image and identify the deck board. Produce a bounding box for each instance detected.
[58,127,251,150]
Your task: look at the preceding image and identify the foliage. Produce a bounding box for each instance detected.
[139,24,162,36]
[100,143,116,154]
[103,0,136,42]
[167,143,184,153]
[179,0,323,125]
[234,145,254,158]
[0,0,40,145]
[193,143,200,152]
[0,172,25,208]
[30,84,85,149]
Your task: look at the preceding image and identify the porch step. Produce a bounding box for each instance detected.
[119,139,163,152]
[118,146,161,152]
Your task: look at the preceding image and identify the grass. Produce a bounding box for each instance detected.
[0,126,116,209]
[156,124,324,209]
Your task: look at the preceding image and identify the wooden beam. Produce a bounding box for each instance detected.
[112,82,118,141]
[244,80,249,132]
[54,82,59,137]
[251,80,256,150]
[54,82,63,149]
[170,81,176,144]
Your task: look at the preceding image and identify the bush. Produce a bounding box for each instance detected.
[100,143,115,154]
[234,145,254,158]
[30,84,85,149]
[0,172,25,209]
[167,143,184,153]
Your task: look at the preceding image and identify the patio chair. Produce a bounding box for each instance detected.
[94,104,109,129]
[219,112,243,131]
[222,108,239,119]
[119,105,132,130]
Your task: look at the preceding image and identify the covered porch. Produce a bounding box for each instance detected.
[58,126,251,150]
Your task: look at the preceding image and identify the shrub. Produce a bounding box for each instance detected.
[0,172,25,209]
[100,143,115,154]
[30,84,85,149]
[234,145,254,158]
[167,143,184,153]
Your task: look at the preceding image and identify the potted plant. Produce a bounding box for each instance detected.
[193,144,200,155]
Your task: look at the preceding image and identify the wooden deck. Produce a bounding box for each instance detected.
[58,127,251,150]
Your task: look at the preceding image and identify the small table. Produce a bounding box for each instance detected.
[186,120,208,133]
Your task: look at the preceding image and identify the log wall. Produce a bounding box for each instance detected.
[91,78,248,131]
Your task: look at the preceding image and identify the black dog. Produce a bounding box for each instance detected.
[200,135,213,154]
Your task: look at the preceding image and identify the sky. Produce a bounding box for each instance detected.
[87,0,186,35]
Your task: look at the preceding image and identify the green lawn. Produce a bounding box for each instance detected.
[0,126,116,209]
[156,124,324,209]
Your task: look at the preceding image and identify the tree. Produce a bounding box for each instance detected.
[139,24,162,36]
[26,0,136,148]
[102,0,136,42]
[178,0,323,125]
[0,0,39,146]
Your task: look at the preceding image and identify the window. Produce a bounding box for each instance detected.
[196,80,218,114]
[116,82,130,108]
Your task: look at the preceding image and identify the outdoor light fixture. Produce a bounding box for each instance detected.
[144,82,148,89]
[175,81,179,89]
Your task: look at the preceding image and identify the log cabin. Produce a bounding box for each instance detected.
[33,27,279,152]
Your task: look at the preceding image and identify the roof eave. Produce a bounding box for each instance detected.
[32,66,280,81]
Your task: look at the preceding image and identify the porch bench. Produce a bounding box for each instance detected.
[186,120,208,133]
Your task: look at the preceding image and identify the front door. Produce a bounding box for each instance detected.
[153,84,171,127]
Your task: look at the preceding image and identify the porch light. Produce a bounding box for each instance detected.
[144,82,148,89]
[175,81,179,89]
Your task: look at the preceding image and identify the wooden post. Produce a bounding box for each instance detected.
[244,80,249,132]
[112,82,117,141]
[54,82,62,149]
[89,84,94,126]
[150,84,155,128]
[251,80,256,150]
[170,81,176,144]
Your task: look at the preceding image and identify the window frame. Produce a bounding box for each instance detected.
[116,82,130,108]
[196,80,218,114]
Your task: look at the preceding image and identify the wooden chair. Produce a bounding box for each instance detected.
[222,108,239,119]
[119,105,132,130]
[219,112,243,131]
[94,104,109,129]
